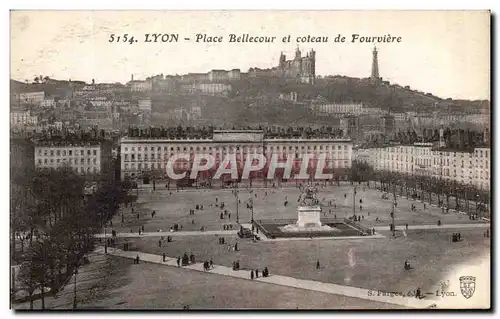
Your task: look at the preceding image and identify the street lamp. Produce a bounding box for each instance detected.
[391,183,397,237]
[352,185,357,218]
[104,223,108,254]
[73,266,78,309]
[249,197,254,224]
[235,189,239,224]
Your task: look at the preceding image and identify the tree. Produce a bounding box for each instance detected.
[17,262,38,310]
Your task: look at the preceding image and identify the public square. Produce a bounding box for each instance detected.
[77,183,490,309]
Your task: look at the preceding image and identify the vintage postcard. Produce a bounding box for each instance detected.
[10,10,491,310]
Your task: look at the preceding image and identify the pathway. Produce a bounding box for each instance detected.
[374,223,490,232]
[97,222,489,239]
[94,246,436,309]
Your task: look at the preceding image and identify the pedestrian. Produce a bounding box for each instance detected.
[316,259,320,269]
[159,239,162,247]
[177,256,181,267]
[235,243,238,251]
[255,269,259,278]
[251,270,254,280]
[138,228,141,235]
[416,287,421,299]
[162,252,166,262]
[264,267,269,277]
[142,225,145,232]
[405,223,408,230]
[229,213,231,219]
[210,259,213,269]
[136,255,140,264]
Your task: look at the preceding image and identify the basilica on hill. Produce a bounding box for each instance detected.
[248,47,316,84]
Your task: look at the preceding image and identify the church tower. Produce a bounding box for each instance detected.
[371,46,380,82]
[279,51,286,68]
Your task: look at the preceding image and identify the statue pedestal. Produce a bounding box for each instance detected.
[297,206,322,228]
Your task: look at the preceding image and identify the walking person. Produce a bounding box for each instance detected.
[162,252,166,262]
[177,256,181,267]
[250,270,254,280]
[316,259,320,270]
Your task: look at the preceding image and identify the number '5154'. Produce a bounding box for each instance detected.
[108,34,136,44]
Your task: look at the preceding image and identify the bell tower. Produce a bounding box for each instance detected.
[371,46,380,82]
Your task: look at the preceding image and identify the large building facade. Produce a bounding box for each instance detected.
[359,143,490,190]
[34,140,112,175]
[120,130,352,181]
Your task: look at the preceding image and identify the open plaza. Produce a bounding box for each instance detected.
[15,183,490,310]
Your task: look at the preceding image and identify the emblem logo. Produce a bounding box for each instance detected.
[459,276,476,299]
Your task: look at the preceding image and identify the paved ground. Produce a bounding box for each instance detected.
[14,252,404,310]
[108,185,485,235]
[21,185,487,310]
[97,222,489,239]
[116,226,490,296]
[94,246,435,309]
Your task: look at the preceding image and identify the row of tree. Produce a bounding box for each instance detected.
[11,166,127,309]
[350,161,490,217]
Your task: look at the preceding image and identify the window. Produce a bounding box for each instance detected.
[44,159,47,164]
[93,158,96,164]
[138,146,141,151]
[93,150,97,156]
[69,150,72,156]
[81,150,84,156]
[56,159,60,163]
[151,147,154,151]
[81,158,84,164]
[50,150,54,156]
[38,159,41,164]
[44,150,47,156]
[56,150,60,156]
[125,147,128,152]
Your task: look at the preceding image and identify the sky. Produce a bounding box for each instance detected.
[10,10,490,100]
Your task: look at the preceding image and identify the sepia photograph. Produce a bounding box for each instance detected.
[9,10,491,310]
